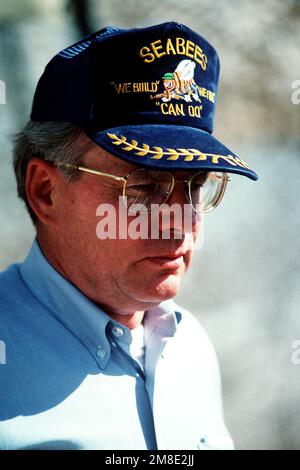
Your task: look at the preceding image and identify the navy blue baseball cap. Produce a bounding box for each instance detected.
[31,22,258,180]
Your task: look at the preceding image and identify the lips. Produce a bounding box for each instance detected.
[144,253,185,269]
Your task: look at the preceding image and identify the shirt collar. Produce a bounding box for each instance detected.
[19,239,180,369]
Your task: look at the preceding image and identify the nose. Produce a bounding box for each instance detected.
[165,180,190,207]
[158,180,199,235]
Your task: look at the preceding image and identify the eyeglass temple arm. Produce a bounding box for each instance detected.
[60,163,126,183]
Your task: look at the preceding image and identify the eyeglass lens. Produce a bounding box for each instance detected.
[124,169,226,213]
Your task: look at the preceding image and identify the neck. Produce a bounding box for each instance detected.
[103,309,145,330]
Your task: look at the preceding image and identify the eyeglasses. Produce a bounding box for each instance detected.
[59,164,230,214]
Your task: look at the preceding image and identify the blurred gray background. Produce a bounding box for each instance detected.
[0,0,299,450]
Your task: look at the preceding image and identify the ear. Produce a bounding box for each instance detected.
[25,158,62,225]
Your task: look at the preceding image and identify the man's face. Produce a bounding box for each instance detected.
[50,143,202,316]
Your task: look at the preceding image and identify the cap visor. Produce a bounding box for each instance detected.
[85,124,258,180]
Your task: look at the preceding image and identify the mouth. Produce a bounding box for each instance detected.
[144,253,185,269]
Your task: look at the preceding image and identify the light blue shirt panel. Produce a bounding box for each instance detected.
[0,240,233,450]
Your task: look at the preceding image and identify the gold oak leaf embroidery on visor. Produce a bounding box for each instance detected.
[106,133,250,168]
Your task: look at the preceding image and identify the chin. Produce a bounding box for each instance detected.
[143,274,182,302]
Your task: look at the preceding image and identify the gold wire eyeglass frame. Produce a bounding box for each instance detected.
[59,163,230,213]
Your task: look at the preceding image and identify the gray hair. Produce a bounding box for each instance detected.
[12,121,93,225]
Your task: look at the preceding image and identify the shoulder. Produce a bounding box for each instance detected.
[0,263,34,310]
[0,263,29,306]
[168,299,222,377]
[172,299,216,349]
[0,262,37,342]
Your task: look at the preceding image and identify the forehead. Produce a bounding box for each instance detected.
[83,142,136,173]
[82,142,203,178]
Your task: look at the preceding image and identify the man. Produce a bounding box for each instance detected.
[0,22,257,450]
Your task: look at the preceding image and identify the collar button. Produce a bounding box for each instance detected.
[112,326,124,337]
[97,347,106,359]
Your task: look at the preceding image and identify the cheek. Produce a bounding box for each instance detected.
[56,184,96,240]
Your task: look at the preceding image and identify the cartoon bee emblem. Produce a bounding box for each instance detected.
[151,59,201,103]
